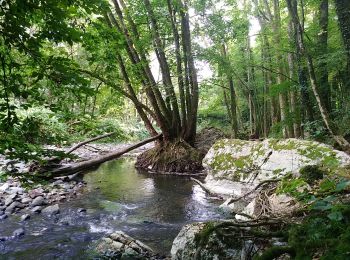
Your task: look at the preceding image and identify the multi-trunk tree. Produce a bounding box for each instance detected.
[84,0,203,172]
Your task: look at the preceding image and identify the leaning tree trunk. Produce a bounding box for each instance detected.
[41,134,163,177]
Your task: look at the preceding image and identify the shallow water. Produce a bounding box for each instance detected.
[0,158,226,259]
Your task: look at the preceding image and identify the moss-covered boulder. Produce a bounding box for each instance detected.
[203,139,350,196]
[171,222,246,260]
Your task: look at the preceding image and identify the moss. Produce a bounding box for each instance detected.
[194,222,217,247]
[299,165,325,185]
[272,169,284,175]
[268,139,298,151]
[298,143,340,170]
[254,246,295,260]
[209,153,236,170]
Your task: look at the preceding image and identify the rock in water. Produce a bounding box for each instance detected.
[42,204,60,215]
[77,208,86,213]
[95,231,157,259]
[12,228,25,238]
[203,138,350,196]
[20,214,30,221]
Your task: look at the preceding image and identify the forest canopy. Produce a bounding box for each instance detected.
[1,0,350,163]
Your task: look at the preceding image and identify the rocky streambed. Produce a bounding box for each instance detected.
[0,148,225,259]
[1,137,349,259]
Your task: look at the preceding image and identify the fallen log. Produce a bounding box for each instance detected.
[44,134,162,177]
[66,132,116,155]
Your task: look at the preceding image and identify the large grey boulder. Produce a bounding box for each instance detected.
[203,138,350,196]
[171,222,251,260]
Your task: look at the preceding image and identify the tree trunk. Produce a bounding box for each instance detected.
[43,134,162,177]
[221,44,238,138]
[317,0,331,112]
[334,0,350,73]
[286,0,350,151]
[273,0,290,138]
[287,20,301,137]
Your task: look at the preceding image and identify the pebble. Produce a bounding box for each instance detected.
[42,204,60,215]
[31,196,45,206]
[12,228,25,238]
[31,206,42,213]
[21,197,32,204]
[20,214,30,221]
[0,183,9,192]
[5,194,17,207]
[0,172,85,218]
[77,208,86,213]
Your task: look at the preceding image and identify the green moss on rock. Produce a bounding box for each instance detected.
[300,165,325,184]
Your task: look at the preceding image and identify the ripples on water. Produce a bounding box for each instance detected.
[0,158,226,259]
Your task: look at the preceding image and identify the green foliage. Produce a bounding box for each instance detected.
[300,165,325,185]
[288,203,350,259]
[276,177,308,198]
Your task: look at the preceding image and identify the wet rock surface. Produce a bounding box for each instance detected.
[95,231,168,259]
[0,177,85,219]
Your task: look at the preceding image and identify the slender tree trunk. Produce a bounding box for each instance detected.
[273,0,290,138]
[334,0,350,72]
[287,20,301,137]
[221,44,238,138]
[287,0,350,150]
[317,0,331,112]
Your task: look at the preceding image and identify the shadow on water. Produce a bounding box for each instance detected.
[0,158,226,259]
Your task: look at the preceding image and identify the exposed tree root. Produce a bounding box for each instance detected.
[135,139,204,173]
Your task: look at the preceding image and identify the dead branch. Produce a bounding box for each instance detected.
[66,132,116,155]
[227,179,281,205]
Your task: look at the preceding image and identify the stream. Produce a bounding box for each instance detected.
[0,158,226,259]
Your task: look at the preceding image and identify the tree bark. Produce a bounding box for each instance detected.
[47,134,162,176]
[334,0,350,73]
[66,132,116,155]
[286,0,350,151]
[221,44,238,138]
[317,0,331,112]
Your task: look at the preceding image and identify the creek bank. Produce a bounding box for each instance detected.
[0,141,155,220]
[171,138,350,259]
